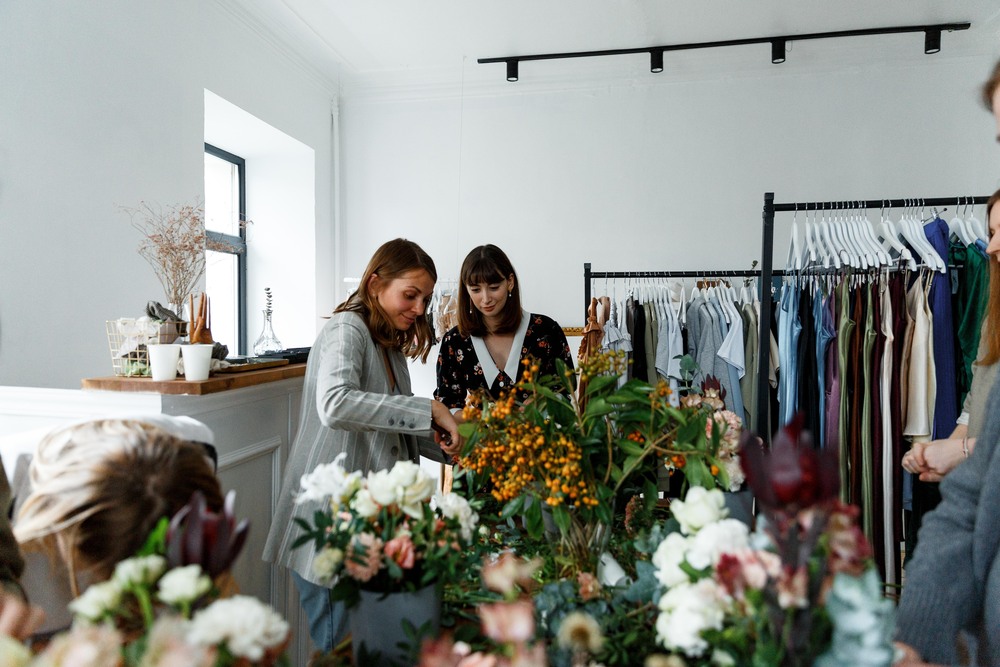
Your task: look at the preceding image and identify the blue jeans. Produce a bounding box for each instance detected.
[292,571,348,653]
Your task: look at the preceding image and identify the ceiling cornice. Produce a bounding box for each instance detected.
[210,0,341,95]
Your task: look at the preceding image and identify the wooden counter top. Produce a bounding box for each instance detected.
[82,363,306,396]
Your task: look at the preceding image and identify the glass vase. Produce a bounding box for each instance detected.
[253,310,283,356]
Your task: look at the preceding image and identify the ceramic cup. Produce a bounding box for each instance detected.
[147,343,180,381]
[181,344,213,382]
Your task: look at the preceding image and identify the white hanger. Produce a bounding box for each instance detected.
[830,204,861,268]
[857,202,889,266]
[967,198,987,241]
[817,207,842,269]
[787,206,804,271]
[901,200,945,272]
[877,203,916,270]
[950,198,975,246]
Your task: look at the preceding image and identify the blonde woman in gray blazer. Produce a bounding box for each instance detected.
[263,239,461,652]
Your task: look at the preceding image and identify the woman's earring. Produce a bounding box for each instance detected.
[507,291,512,298]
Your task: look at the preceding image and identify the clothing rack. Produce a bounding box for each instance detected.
[583,263,787,432]
[757,192,990,442]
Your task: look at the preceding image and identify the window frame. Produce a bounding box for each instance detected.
[204,143,248,354]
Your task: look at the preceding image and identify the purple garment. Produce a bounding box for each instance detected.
[924,218,958,438]
[825,289,840,452]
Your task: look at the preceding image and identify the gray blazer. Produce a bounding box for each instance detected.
[262,311,444,583]
[896,369,1000,665]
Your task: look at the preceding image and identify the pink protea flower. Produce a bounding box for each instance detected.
[345,533,384,582]
[479,599,536,644]
[384,533,417,570]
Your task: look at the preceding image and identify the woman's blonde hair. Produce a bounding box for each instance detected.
[979,188,1000,366]
[15,419,222,592]
[335,238,438,362]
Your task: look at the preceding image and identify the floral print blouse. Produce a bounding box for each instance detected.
[435,312,574,409]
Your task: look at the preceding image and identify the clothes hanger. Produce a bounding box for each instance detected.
[877,201,916,270]
[818,205,842,269]
[967,197,987,241]
[787,205,804,271]
[856,201,888,266]
[904,199,945,272]
[918,198,947,272]
[840,202,869,269]
[832,203,862,268]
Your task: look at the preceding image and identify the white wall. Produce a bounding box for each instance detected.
[0,0,336,388]
[338,55,1000,397]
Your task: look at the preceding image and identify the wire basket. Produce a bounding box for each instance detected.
[105,319,186,377]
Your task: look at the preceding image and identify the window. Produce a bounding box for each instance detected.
[204,144,247,354]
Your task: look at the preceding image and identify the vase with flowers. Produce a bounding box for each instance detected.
[458,350,743,578]
[293,454,481,666]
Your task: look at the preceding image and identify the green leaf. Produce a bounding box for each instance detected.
[137,517,169,556]
[524,497,543,538]
[585,374,618,397]
[619,440,646,457]
[643,480,659,512]
[551,504,571,536]
[499,495,526,520]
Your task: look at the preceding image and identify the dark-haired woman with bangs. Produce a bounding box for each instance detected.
[435,244,574,413]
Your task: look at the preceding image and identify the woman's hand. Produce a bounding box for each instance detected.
[901,442,931,475]
[431,401,462,460]
[920,437,973,482]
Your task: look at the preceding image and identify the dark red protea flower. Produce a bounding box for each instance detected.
[166,490,249,578]
[739,413,839,514]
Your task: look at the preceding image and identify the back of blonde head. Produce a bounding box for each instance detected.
[15,419,222,589]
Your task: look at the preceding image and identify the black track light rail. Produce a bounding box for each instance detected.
[479,21,970,80]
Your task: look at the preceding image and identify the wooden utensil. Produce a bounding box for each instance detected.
[190,292,214,344]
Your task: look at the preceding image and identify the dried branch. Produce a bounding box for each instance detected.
[123,200,206,309]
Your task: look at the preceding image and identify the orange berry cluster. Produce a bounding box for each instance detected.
[539,433,598,509]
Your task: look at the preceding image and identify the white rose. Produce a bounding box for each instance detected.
[712,649,737,667]
[723,458,745,492]
[312,546,344,583]
[670,487,728,535]
[366,468,400,507]
[685,519,750,571]
[656,579,729,656]
[113,554,167,588]
[432,493,479,542]
[157,564,213,606]
[188,595,289,660]
[353,488,379,519]
[401,471,437,518]
[651,532,690,588]
[68,580,123,622]
[296,452,362,506]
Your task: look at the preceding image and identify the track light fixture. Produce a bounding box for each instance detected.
[480,21,969,82]
[506,60,518,82]
[650,49,664,73]
[771,39,786,64]
[924,29,941,54]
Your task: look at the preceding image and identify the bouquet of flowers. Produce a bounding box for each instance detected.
[293,454,481,605]
[647,416,895,667]
[458,351,743,575]
[8,492,289,667]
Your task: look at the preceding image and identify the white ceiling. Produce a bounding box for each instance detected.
[234,0,1000,93]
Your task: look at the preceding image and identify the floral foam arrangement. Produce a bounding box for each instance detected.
[293,453,481,606]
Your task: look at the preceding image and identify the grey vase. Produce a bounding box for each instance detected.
[349,583,441,667]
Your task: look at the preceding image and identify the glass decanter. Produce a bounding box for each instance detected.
[253,309,283,356]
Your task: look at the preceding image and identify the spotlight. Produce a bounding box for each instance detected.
[771,39,786,64]
[506,60,518,82]
[924,29,941,54]
[650,50,664,73]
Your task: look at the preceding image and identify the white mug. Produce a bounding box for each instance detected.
[181,344,214,382]
[147,344,180,381]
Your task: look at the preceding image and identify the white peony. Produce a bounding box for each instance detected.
[188,595,289,660]
[366,467,401,507]
[722,457,745,492]
[685,519,750,571]
[652,532,690,588]
[656,578,730,656]
[352,488,379,519]
[432,492,479,542]
[312,546,344,583]
[67,580,123,622]
[296,452,362,507]
[113,554,167,588]
[670,487,728,535]
[157,564,213,606]
[367,461,436,518]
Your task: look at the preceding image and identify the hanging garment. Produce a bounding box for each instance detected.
[777,283,802,426]
[797,286,820,441]
[925,217,958,439]
[951,240,990,407]
[878,276,897,585]
[712,294,745,418]
[740,302,759,432]
[631,297,648,382]
[860,282,877,548]
[815,287,836,448]
[869,279,887,583]
[887,271,908,582]
[644,301,658,384]
[847,287,864,507]
[695,297,736,408]
[836,280,856,500]
[903,273,934,442]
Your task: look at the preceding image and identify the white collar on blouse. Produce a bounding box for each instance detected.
[471,309,530,389]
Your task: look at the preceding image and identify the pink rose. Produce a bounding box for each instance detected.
[384,534,417,570]
[576,571,601,602]
[479,600,536,644]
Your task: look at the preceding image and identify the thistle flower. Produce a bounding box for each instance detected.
[556,611,605,654]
